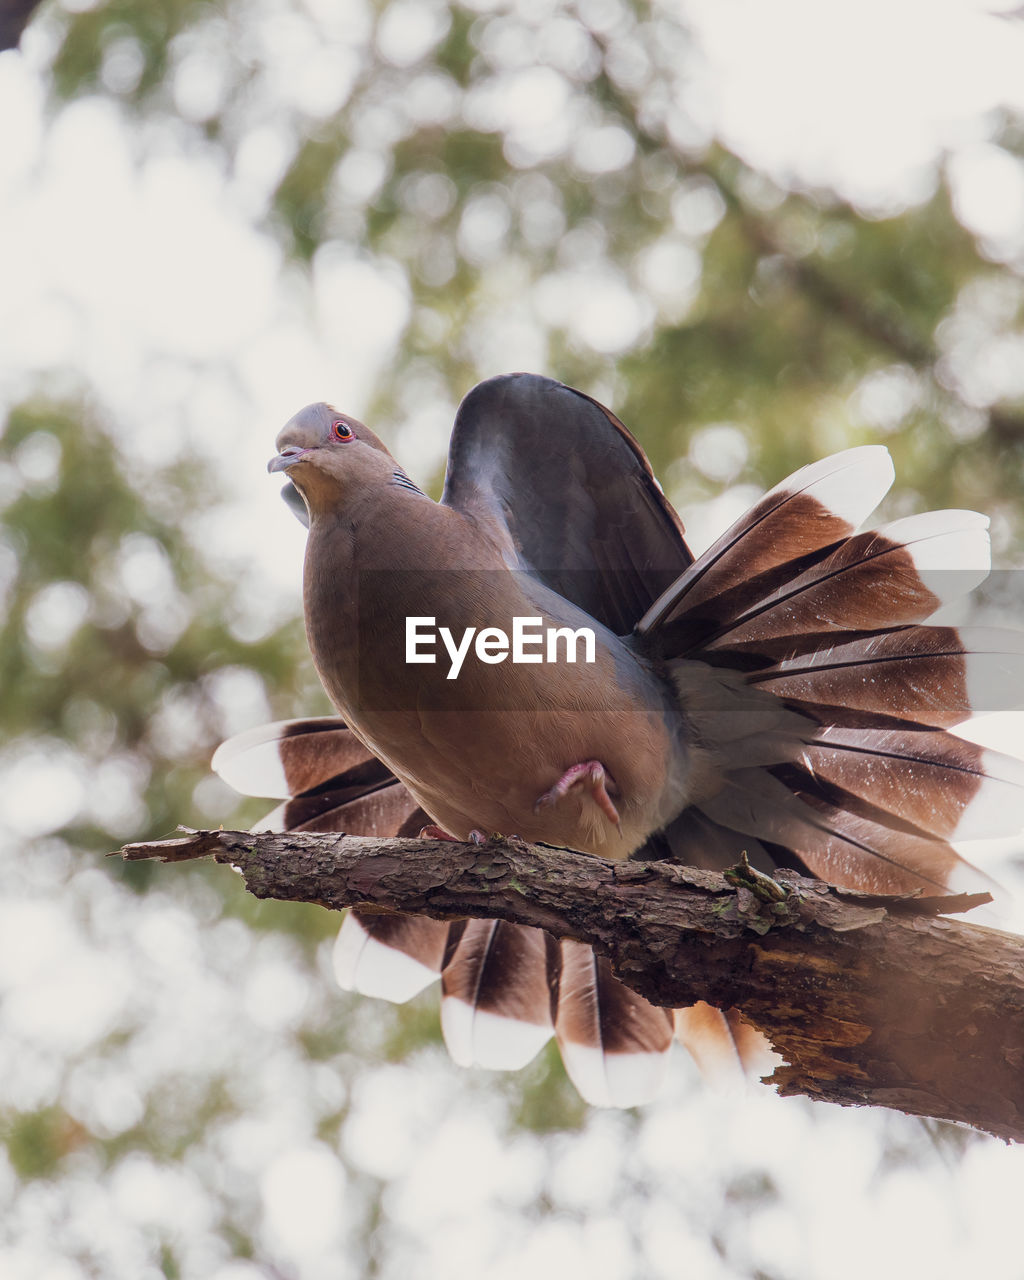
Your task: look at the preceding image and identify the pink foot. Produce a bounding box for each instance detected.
[534,761,621,829]
[419,824,487,845]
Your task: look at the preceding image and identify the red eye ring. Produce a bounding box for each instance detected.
[332,420,354,442]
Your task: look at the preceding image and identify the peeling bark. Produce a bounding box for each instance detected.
[119,827,1024,1142]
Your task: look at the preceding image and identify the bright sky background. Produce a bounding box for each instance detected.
[4,2,1024,1277]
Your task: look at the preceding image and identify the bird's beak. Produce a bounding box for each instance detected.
[267,445,313,474]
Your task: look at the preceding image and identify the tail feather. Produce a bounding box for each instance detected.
[555,941,675,1107]
[699,766,960,893]
[638,452,1014,901]
[333,911,449,1002]
[638,445,895,635]
[440,920,557,1070]
[746,627,1024,728]
[675,1004,781,1085]
[807,726,1024,841]
[212,716,373,798]
[702,511,989,652]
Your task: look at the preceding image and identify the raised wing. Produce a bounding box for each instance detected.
[442,373,693,635]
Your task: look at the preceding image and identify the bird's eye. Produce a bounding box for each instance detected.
[332,420,354,442]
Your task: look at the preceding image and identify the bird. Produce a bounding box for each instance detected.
[213,372,1024,1106]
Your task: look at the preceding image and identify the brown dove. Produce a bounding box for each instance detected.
[214,373,1024,1105]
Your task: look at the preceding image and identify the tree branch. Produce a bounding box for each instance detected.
[120,828,1024,1142]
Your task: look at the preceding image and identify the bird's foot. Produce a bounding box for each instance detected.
[419,824,487,845]
[534,761,621,829]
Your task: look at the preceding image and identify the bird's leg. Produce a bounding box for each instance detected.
[534,761,621,829]
[419,824,487,845]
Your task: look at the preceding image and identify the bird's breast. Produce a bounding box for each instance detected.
[300,513,693,856]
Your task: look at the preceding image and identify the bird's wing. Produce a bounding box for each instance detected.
[280,481,309,527]
[441,373,693,635]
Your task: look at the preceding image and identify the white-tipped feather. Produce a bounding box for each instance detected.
[878,509,990,601]
[962,635,1024,716]
[440,998,553,1070]
[699,767,954,894]
[332,914,440,1003]
[805,720,1024,841]
[674,1007,784,1087]
[637,445,895,634]
[674,1006,745,1088]
[952,713,1024,846]
[943,854,1003,911]
[750,629,1024,721]
[780,444,895,529]
[211,719,301,798]
[558,1042,673,1108]
[953,754,1024,839]
[252,803,287,833]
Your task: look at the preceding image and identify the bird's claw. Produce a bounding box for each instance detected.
[419,824,488,844]
[534,760,621,830]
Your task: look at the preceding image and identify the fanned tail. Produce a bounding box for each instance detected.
[638,446,1018,899]
[213,717,685,1102]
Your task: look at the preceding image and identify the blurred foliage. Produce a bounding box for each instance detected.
[4,0,1024,1275]
[0,397,312,871]
[34,0,1024,528]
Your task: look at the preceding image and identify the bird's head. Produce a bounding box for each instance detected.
[268,402,397,514]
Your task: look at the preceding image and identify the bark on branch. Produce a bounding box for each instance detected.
[119,828,1024,1142]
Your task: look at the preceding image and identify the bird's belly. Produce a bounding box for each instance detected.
[347,700,685,859]
[313,603,690,858]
